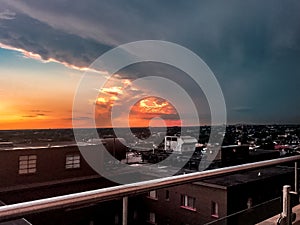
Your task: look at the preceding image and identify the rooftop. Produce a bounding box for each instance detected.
[195,166,294,188]
[0,141,99,151]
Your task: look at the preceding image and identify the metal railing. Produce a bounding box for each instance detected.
[0,155,300,223]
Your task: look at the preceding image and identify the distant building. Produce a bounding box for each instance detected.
[86,137,127,160]
[0,143,122,204]
[0,143,134,225]
[202,145,250,169]
[164,136,198,153]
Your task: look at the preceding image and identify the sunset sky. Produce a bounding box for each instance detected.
[1,1,300,129]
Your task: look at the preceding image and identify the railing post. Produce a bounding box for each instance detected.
[295,162,298,193]
[122,196,128,225]
[282,185,292,225]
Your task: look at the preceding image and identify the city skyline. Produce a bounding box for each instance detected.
[1,1,300,129]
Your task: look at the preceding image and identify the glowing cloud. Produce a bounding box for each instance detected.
[129,97,181,127]
[100,86,123,95]
[134,97,177,115]
[0,42,107,74]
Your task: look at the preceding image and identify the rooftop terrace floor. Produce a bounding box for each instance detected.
[257,204,300,225]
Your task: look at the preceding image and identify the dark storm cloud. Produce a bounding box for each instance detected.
[2,0,300,68]
[1,0,300,123]
[0,12,110,67]
[0,9,15,20]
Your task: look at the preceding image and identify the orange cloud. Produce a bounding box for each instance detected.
[137,98,176,114]
[94,82,182,127]
[100,86,123,95]
[94,86,122,127]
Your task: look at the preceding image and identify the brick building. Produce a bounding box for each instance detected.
[141,167,295,225]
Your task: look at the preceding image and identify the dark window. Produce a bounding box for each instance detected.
[180,195,196,210]
[211,201,219,217]
[247,197,253,209]
[148,212,156,224]
[133,210,138,220]
[165,190,170,200]
[114,214,119,225]
[148,190,158,200]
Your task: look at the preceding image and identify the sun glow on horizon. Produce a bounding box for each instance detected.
[1,47,185,130]
[0,46,82,130]
[129,97,181,128]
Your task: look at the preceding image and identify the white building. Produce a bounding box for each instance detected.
[164,136,197,153]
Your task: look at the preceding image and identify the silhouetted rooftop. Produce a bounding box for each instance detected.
[195,166,294,188]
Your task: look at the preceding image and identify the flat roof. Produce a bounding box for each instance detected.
[221,144,249,148]
[249,149,280,156]
[0,142,98,151]
[194,166,294,188]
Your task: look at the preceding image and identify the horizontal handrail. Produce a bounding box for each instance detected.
[1,155,300,222]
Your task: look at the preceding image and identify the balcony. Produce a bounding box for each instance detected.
[0,155,300,225]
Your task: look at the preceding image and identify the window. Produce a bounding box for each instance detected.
[211,201,219,218]
[133,210,138,220]
[247,197,253,209]
[180,195,196,211]
[148,190,158,200]
[148,212,156,224]
[65,154,80,169]
[163,217,170,225]
[114,214,119,225]
[165,190,170,200]
[19,155,37,174]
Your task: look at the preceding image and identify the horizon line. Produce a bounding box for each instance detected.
[1,123,300,131]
